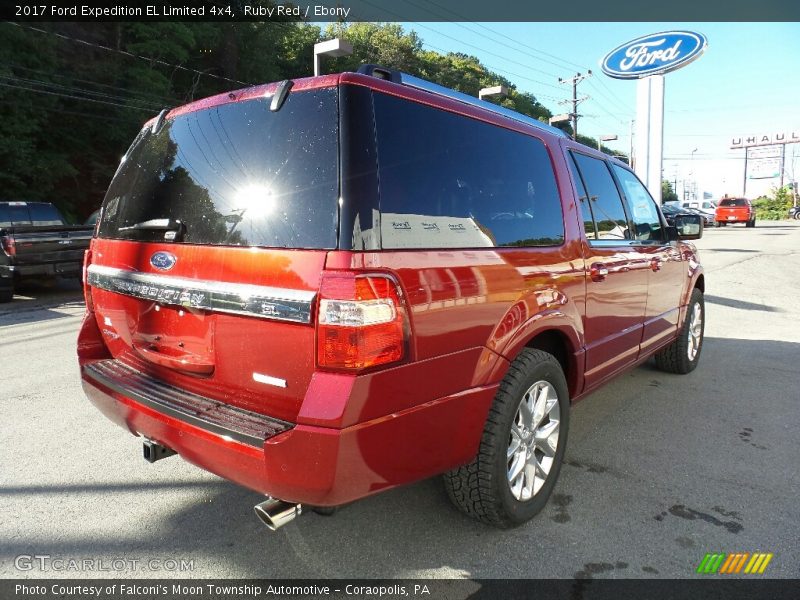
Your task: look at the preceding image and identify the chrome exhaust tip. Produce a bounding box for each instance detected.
[254,498,302,531]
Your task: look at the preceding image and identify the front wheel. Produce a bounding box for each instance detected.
[655,288,705,374]
[444,349,569,528]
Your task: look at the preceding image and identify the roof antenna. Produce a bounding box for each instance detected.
[270,80,294,112]
[151,109,169,134]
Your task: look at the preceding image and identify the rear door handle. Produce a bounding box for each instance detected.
[133,343,215,376]
[590,263,609,282]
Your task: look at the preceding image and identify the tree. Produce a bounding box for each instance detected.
[662,180,679,204]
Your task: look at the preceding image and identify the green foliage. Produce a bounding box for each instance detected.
[0,21,627,220]
[752,186,794,220]
[662,180,678,204]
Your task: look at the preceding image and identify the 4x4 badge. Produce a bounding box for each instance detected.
[150,251,177,271]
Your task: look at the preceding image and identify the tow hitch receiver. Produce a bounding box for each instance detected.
[142,439,176,463]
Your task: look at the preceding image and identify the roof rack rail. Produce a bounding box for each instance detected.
[355,65,567,138]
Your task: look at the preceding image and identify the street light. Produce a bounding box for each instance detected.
[598,134,618,151]
[690,147,698,202]
[313,38,353,77]
[478,85,508,100]
[549,113,571,126]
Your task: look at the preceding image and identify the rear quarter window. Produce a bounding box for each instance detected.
[372,92,564,250]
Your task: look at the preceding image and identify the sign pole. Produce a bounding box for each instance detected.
[634,75,664,204]
[743,148,748,197]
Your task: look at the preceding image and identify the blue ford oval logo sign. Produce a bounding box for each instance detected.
[601,31,707,79]
[150,251,177,271]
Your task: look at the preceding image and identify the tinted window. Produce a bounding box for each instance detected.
[1,204,32,226]
[28,203,65,226]
[372,93,564,249]
[98,88,339,249]
[567,154,598,240]
[571,153,629,241]
[612,166,663,242]
[719,198,748,207]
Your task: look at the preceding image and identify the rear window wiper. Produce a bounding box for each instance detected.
[118,218,186,241]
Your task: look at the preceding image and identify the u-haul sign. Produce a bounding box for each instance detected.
[731,130,800,149]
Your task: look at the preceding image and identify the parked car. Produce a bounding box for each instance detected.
[77,66,706,530]
[661,202,702,226]
[0,201,93,302]
[681,200,717,225]
[789,205,800,220]
[85,209,100,226]
[715,197,755,227]
[681,200,716,225]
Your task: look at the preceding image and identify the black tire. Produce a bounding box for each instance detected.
[747,218,756,228]
[0,284,13,303]
[655,288,704,374]
[714,221,721,228]
[444,349,569,528]
[794,212,800,221]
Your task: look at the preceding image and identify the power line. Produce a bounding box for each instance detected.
[0,74,163,111]
[0,80,155,111]
[399,0,589,72]
[6,22,252,87]
[6,63,177,106]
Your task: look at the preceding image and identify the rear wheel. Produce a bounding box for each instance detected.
[444,349,569,528]
[655,288,704,374]
[794,211,800,220]
[746,218,756,228]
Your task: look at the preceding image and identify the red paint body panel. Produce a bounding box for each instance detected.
[79,71,705,509]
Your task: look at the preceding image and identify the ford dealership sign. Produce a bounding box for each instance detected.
[601,31,707,79]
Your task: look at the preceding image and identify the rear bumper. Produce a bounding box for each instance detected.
[81,359,498,506]
[4,261,82,278]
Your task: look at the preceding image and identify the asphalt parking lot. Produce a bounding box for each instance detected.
[1,222,798,580]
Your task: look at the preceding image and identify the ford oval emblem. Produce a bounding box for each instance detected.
[601,31,707,79]
[150,251,177,271]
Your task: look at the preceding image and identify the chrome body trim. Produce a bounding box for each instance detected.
[87,264,315,323]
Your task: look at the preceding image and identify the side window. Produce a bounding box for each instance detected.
[372,93,565,249]
[571,153,629,241]
[612,166,663,242]
[567,153,597,240]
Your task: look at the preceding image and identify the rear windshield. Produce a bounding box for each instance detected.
[97,88,339,248]
[719,198,748,207]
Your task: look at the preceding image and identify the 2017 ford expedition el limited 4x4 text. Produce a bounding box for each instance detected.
[77,66,705,531]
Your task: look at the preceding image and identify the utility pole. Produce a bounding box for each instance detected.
[558,71,592,140]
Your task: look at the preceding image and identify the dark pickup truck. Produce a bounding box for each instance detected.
[0,201,93,302]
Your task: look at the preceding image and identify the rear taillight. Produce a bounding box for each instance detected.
[82,248,94,312]
[316,272,408,371]
[0,235,15,257]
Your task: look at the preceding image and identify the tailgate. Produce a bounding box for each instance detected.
[8,226,92,267]
[88,239,325,422]
[85,82,340,423]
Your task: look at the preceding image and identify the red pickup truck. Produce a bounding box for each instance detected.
[78,66,705,530]
[714,197,755,227]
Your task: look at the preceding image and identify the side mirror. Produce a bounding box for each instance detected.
[673,213,703,240]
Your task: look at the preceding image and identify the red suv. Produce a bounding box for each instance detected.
[78,66,705,530]
[714,197,755,227]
